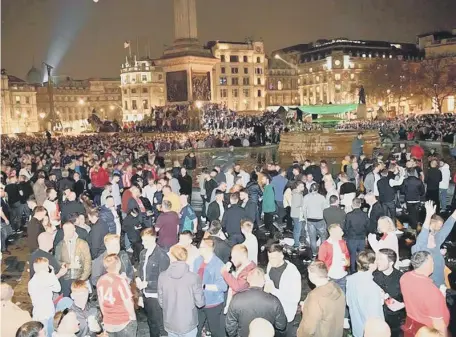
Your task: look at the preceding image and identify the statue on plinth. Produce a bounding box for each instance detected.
[358,85,366,105]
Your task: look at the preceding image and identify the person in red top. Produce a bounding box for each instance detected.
[400,251,449,337]
[318,224,350,291]
[410,141,425,163]
[90,162,110,206]
[221,244,257,313]
[97,253,137,337]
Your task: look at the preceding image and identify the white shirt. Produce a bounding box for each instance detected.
[43,199,59,227]
[217,201,225,221]
[111,183,122,207]
[143,185,157,206]
[243,233,258,264]
[111,208,121,235]
[327,238,347,280]
[28,271,61,320]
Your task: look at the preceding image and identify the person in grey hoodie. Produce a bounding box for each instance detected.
[158,245,205,337]
[303,183,328,258]
[290,181,305,249]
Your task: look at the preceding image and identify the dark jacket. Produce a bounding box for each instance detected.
[226,287,287,337]
[74,180,87,199]
[178,174,193,196]
[402,176,425,202]
[61,200,86,223]
[425,167,442,190]
[99,205,116,234]
[138,246,170,295]
[246,181,262,205]
[183,155,196,170]
[210,235,233,264]
[242,200,258,223]
[158,261,205,335]
[368,202,389,234]
[377,174,396,203]
[58,177,74,194]
[305,165,323,184]
[323,206,346,227]
[204,179,218,201]
[207,200,223,223]
[87,220,109,260]
[17,181,33,203]
[27,217,44,252]
[222,204,247,235]
[343,208,369,240]
[122,214,142,244]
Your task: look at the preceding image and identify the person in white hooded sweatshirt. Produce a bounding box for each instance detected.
[439,160,451,211]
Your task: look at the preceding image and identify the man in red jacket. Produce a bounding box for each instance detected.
[318,224,350,292]
[410,141,425,162]
[90,162,110,206]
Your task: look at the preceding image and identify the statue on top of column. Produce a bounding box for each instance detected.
[358,85,366,105]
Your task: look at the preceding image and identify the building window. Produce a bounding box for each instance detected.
[255,68,263,75]
[132,100,137,110]
[142,74,147,82]
[232,89,238,98]
[243,77,250,85]
[243,56,248,62]
[158,74,163,80]
[335,84,341,92]
[131,88,137,94]
[256,57,261,63]
[244,68,248,74]
[243,89,250,97]
[258,101,262,109]
[220,89,228,98]
[15,96,20,104]
[257,90,262,97]
[124,101,128,110]
[232,78,239,85]
[335,74,341,80]
[25,96,30,104]
[350,74,355,80]
[221,67,226,74]
[278,81,283,91]
[334,60,341,66]
[257,78,261,85]
[142,88,148,93]
[123,89,127,94]
[231,68,239,74]
[230,55,239,63]
[219,77,227,85]
[221,55,226,62]
[143,99,148,109]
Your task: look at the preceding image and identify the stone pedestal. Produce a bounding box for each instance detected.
[357,104,367,119]
[279,130,380,161]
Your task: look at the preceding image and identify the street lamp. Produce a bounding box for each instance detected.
[195,101,203,109]
[39,112,46,119]
[79,99,85,105]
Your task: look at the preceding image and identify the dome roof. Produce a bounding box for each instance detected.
[25,66,42,84]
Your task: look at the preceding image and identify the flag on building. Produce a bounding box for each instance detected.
[124,41,130,49]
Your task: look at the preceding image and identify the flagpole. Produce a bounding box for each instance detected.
[136,36,140,58]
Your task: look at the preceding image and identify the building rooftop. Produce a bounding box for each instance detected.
[206,40,255,49]
[7,75,26,83]
[417,30,455,39]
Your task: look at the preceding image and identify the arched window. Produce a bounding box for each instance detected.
[277,80,283,91]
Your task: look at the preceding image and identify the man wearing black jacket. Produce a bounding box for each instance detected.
[207,190,225,224]
[402,168,426,230]
[240,188,258,228]
[207,220,233,263]
[365,193,389,234]
[343,198,369,273]
[137,228,170,337]
[226,268,287,337]
[5,174,22,232]
[425,159,442,211]
[222,192,247,244]
[60,191,86,223]
[376,167,404,222]
[87,209,108,260]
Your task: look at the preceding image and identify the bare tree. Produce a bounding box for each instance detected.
[412,56,456,113]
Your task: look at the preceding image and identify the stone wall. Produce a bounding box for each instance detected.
[279,130,380,161]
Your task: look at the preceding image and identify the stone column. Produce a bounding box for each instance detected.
[174,0,198,41]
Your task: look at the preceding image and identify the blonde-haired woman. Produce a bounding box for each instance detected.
[368,216,399,261]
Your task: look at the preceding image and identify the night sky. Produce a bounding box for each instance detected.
[2,0,455,80]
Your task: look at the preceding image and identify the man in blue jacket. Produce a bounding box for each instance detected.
[194,237,228,337]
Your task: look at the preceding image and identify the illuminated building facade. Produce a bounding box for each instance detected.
[266,57,299,107]
[36,77,121,131]
[273,39,423,114]
[417,29,456,58]
[208,41,267,111]
[1,70,39,134]
[120,58,166,122]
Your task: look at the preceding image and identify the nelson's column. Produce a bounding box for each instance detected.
[156,0,218,104]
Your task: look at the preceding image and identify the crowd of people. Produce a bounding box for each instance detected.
[1,126,456,337]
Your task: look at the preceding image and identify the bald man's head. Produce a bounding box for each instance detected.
[37,232,54,252]
[248,318,274,337]
[364,318,391,337]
